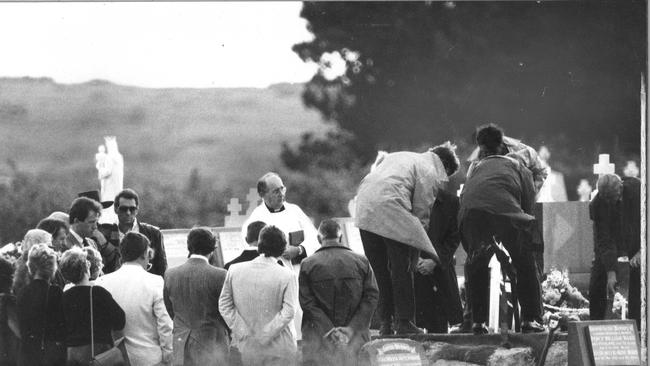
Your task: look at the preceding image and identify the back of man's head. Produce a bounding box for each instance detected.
[187,227,216,256]
[245,221,267,246]
[257,225,287,258]
[69,197,102,224]
[596,173,622,202]
[318,219,342,241]
[476,123,504,156]
[120,232,150,262]
[431,141,460,177]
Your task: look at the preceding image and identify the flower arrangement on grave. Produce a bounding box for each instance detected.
[611,292,627,316]
[541,268,590,328]
[0,242,20,265]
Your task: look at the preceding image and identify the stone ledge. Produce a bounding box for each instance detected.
[371,332,569,366]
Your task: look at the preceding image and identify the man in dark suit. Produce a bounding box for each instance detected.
[414,189,463,333]
[164,227,229,366]
[66,197,102,251]
[300,220,378,366]
[224,221,265,270]
[99,188,167,276]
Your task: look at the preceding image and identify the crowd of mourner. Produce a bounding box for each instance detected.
[0,124,641,366]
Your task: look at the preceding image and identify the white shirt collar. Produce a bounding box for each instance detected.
[119,218,140,241]
[189,254,209,263]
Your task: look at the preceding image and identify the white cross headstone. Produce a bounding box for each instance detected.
[225,198,245,227]
[591,154,615,200]
[593,154,615,176]
[488,254,501,333]
[245,188,261,215]
[623,160,640,178]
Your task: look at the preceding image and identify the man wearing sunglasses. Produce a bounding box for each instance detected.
[99,188,168,276]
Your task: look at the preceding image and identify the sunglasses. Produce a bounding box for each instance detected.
[118,206,138,213]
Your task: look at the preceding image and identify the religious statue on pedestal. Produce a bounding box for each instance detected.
[96,136,124,224]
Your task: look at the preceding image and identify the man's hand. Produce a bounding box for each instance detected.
[337,326,355,341]
[630,252,641,268]
[407,248,420,272]
[607,271,617,296]
[282,245,301,260]
[416,259,436,275]
[93,229,107,248]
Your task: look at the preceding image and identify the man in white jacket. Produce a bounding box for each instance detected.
[96,232,173,366]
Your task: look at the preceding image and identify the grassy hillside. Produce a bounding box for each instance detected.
[0,77,328,194]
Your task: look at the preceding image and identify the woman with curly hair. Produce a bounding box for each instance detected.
[16,244,66,366]
[59,248,124,366]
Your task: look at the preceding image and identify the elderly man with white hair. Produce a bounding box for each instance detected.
[12,229,52,297]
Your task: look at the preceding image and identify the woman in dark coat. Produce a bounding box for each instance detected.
[59,248,124,366]
[16,244,66,366]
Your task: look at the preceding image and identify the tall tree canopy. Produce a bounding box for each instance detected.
[293,1,646,160]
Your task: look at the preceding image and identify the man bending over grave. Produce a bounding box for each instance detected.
[355,143,459,335]
[414,188,463,333]
[99,188,167,276]
[467,123,548,192]
[458,134,544,334]
[300,219,378,366]
[456,123,547,333]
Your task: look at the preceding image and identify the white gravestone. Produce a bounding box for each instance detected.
[593,154,615,176]
[225,198,245,227]
[97,136,123,224]
[591,154,615,200]
[577,179,593,202]
[623,160,640,178]
[488,254,501,333]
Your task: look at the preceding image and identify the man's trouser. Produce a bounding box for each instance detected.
[460,209,543,325]
[360,230,415,324]
[588,258,610,321]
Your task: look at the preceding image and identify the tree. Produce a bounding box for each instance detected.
[293,1,646,159]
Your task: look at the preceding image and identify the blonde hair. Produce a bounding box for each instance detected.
[82,247,103,280]
[22,229,52,256]
[26,244,57,280]
[60,247,88,284]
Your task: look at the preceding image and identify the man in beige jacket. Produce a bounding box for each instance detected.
[355,142,459,335]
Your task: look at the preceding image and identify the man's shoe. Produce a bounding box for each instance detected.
[449,322,472,334]
[395,320,426,335]
[472,323,489,335]
[379,322,395,336]
[522,320,545,333]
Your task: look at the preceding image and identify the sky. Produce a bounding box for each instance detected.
[0,2,318,88]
